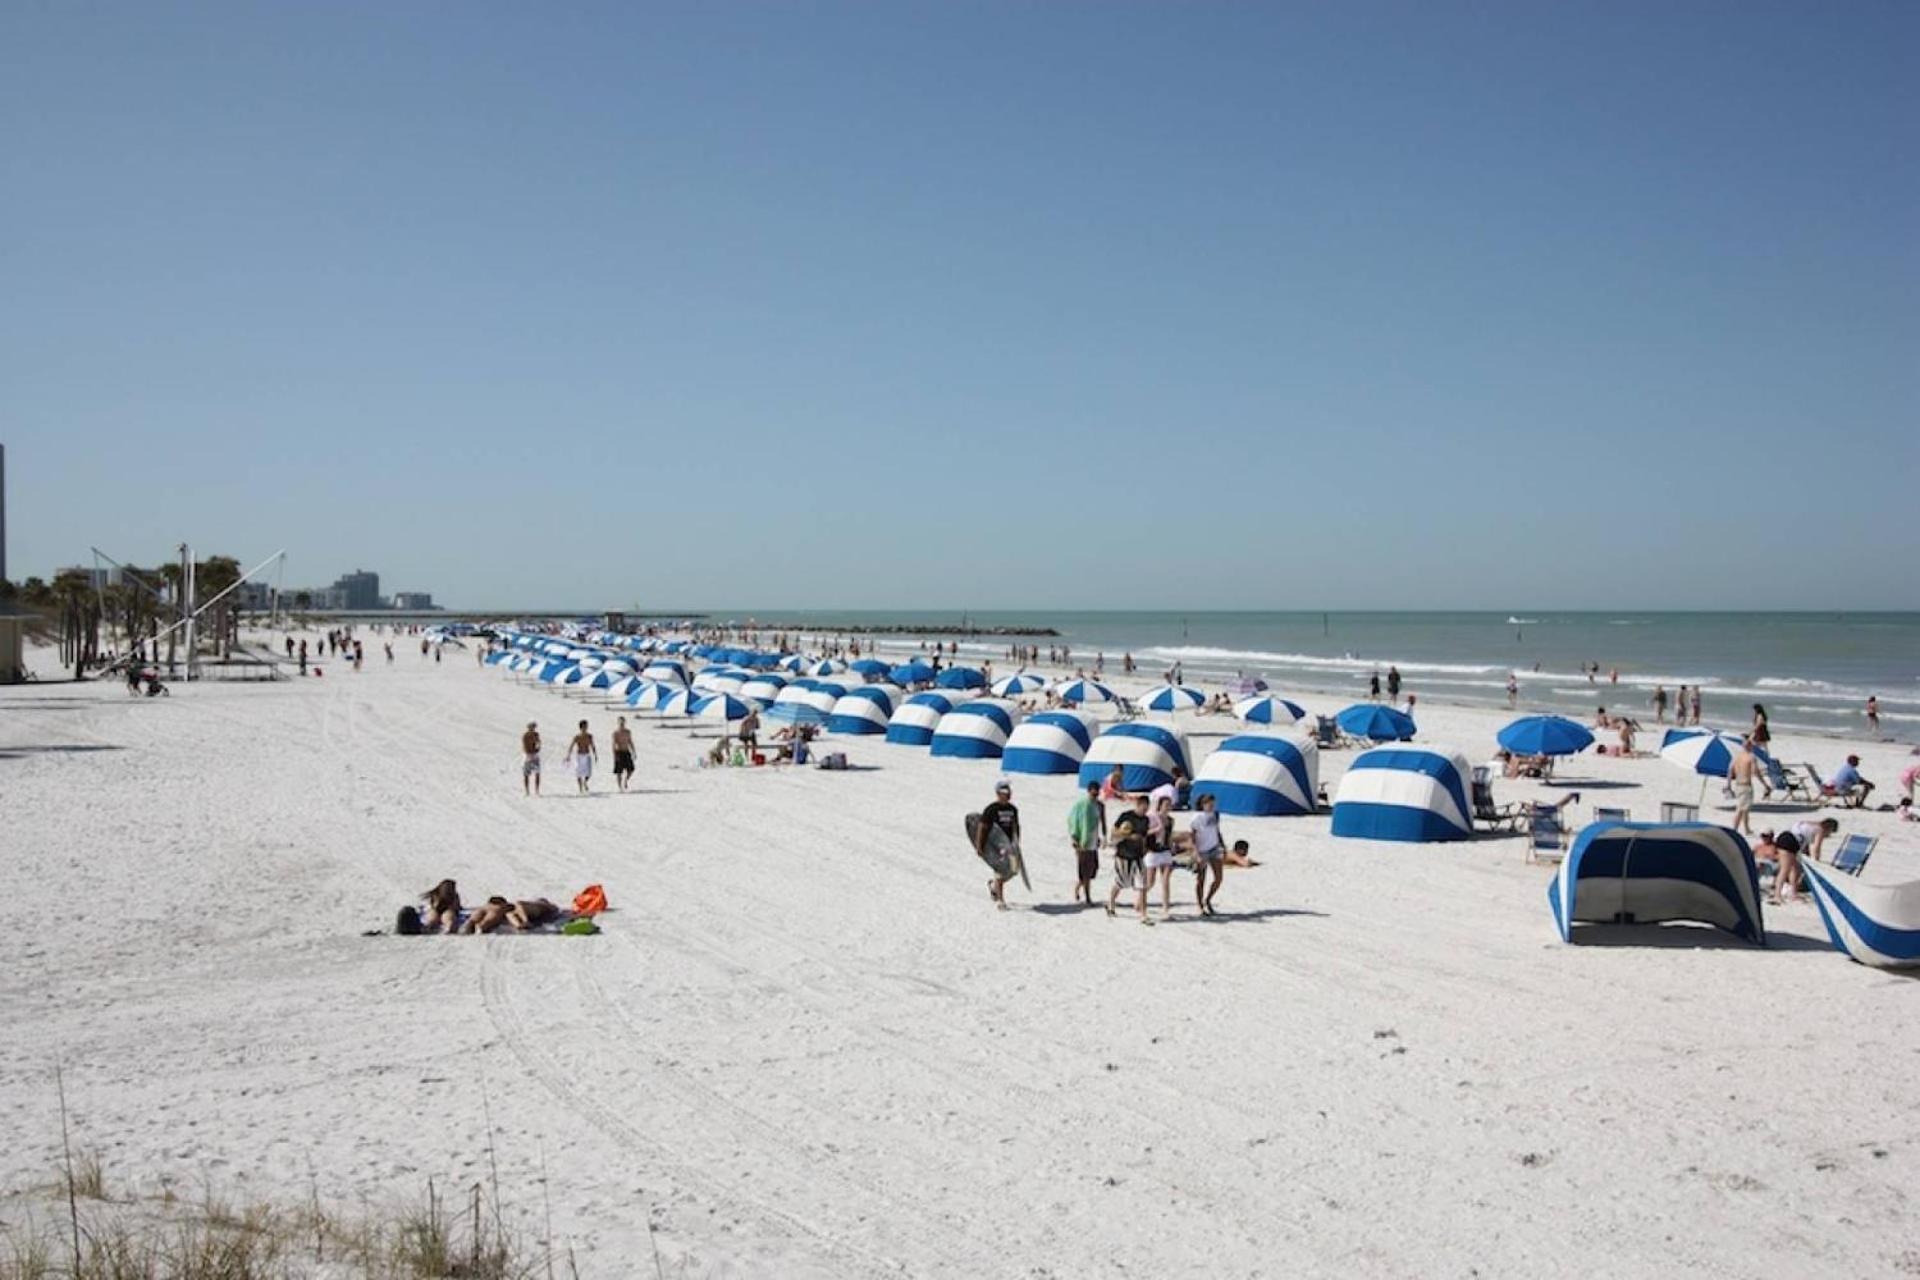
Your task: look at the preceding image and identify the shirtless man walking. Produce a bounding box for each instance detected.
[611,716,636,792]
[566,719,597,794]
[1728,737,1765,834]
[520,722,542,796]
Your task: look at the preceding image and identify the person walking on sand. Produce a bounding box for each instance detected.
[1652,684,1668,724]
[1506,674,1519,709]
[1186,793,1226,916]
[1386,666,1401,702]
[1143,793,1178,920]
[1106,795,1153,924]
[1067,779,1106,906]
[611,716,636,792]
[976,779,1022,911]
[1369,670,1382,701]
[565,719,597,794]
[1728,737,1765,834]
[298,639,308,675]
[1749,703,1771,751]
[520,722,542,796]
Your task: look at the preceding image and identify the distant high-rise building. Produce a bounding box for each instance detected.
[390,591,436,611]
[331,569,381,610]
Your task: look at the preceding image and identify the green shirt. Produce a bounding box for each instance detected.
[1068,795,1103,849]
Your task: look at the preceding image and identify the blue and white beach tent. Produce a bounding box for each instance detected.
[850,659,892,679]
[1141,685,1206,713]
[1548,823,1765,946]
[1335,704,1416,742]
[1002,710,1098,775]
[886,691,959,746]
[1232,694,1307,726]
[828,686,899,735]
[1191,734,1319,816]
[930,700,1023,759]
[1330,746,1475,842]
[739,675,788,703]
[1078,723,1193,792]
[1803,860,1920,968]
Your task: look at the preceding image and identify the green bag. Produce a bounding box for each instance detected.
[561,917,600,936]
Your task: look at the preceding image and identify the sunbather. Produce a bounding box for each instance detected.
[463,896,514,934]
[421,880,462,934]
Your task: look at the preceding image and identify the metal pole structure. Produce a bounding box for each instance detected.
[183,545,197,681]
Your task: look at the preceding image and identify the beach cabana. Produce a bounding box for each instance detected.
[1336,704,1416,742]
[828,687,899,735]
[1330,746,1474,842]
[886,691,959,746]
[1548,823,1765,946]
[1232,694,1307,727]
[1802,861,1920,968]
[1141,685,1205,714]
[1002,710,1097,775]
[1078,723,1193,792]
[936,667,987,691]
[1192,734,1319,816]
[930,700,1022,759]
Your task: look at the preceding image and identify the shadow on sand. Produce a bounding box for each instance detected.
[0,743,126,760]
[1566,922,1832,953]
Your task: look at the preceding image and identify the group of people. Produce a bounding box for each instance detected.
[519,718,638,795]
[972,769,1256,924]
[408,879,566,934]
[1649,684,1706,725]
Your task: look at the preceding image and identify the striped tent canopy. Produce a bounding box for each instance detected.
[936,667,987,690]
[739,675,789,703]
[626,680,673,710]
[1658,730,1772,778]
[886,691,960,747]
[828,687,899,735]
[1078,723,1192,793]
[1803,861,1920,968]
[1336,704,1416,742]
[1054,679,1116,705]
[693,671,749,694]
[538,661,579,684]
[1141,685,1206,713]
[1549,823,1765,946]
[777,680,848,716]
[581,667,620,690]
[1330,746,1474,843]
[1232,694,1308,727]
[989,672,1048,697]
[931,700,1023,760]
[777,655,807,673]
[1002,710,1098,775]
[1192,734,1319,816]
[484,650,512,666]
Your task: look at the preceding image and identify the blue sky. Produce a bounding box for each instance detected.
[3,2,1914,610]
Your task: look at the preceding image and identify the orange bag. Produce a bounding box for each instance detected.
[572,884,608,917]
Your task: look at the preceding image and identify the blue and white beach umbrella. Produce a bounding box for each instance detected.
[1002,710,1097,775]
[936,667,987,690]
[886,691,960,746]
[808,658,845,677]
[1803,861,1920,969]
[763,701,828,726]
[689,693,756,724]
[828,687,898,735]
[989,672,1048,697]
[1330,746,1474,842]
[581,667,619,691]
[1658,730,1770,778]
[641,661,689,686]
[1336,703,1417,742]
[850,658,891,678]
[891,660,937,686]
[1054,679,1117,705]
[1550,823,1765,946]
[1140,685,1206,714]
[607,674,650,701]
[484,650,512,667]
[1192,734,1319,816]
[657,687,699,717]
[538,661,577,685]
[931,700,1022,759]
[1497,715,1594,757]
[1078,723,1193,792]
[777,655,807,673]
[624,680,668,710]
[695,671,749,694]
[1232,694,1308,727]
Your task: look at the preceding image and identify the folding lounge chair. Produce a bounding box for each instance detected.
[1471,767,1526,831]
[1528,804,1568,863]
[1593,807,1631,824]
[1806,763,1870,809]
[1762,756,1816,805]
[1314,715,1341,750]
[1660,802,1700,824]
[1113,697,1143,722]
[1830,833,1877,876]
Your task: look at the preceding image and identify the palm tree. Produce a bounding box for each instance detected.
[50,568,99,678]
[196,555,243,658]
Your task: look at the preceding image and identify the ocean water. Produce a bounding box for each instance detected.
[712,611,1918,740]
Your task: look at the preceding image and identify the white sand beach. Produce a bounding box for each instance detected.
[3,637,1916,1278]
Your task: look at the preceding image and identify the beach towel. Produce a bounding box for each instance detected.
[572,884,608,917]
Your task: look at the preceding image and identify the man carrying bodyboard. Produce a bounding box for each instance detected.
[969,778,1026,910]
